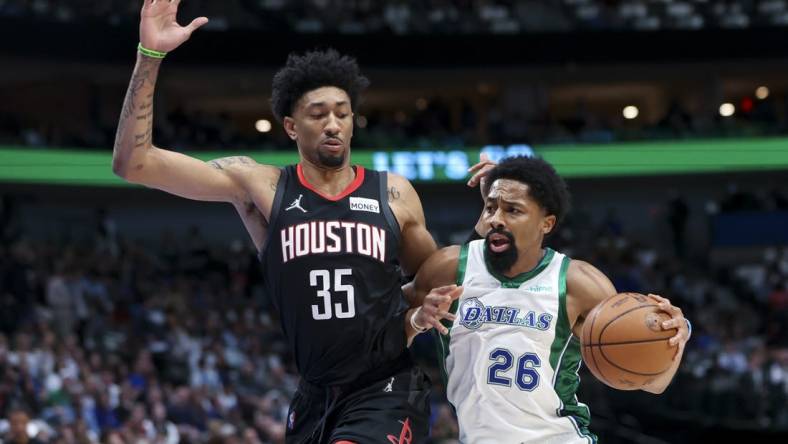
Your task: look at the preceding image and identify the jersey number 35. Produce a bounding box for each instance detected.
[309,268,356,320]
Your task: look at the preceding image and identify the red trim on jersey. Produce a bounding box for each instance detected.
[297,164,365,202]
[334,441,358,444]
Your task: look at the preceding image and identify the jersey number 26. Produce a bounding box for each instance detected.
[488,348,541,391]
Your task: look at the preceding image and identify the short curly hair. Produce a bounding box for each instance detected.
[270,49,370,122]
[485,156,571,232]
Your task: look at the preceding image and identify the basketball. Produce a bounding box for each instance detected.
[581,292,678,390]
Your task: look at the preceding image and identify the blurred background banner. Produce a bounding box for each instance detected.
[1,1,788,444]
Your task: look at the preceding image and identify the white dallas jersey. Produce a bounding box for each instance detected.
[440,240,596,444]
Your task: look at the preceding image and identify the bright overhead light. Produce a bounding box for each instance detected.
[255,119,272,133]
[755,86,769,100]
[622,105,639,120]
[719,103,735,117]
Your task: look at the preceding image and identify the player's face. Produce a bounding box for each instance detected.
[483,179,556,265]
[284,86,354,169]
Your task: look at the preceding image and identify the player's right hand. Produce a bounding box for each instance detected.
[415,285,463,335]
[140,0,209,53]
[467,152,497,198]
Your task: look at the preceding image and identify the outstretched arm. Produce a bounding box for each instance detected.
[112,1,265,204]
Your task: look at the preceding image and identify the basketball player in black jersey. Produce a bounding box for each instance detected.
[112,1,482,442]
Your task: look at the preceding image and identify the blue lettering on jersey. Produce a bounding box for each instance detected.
[459,297,552,331]
[523,310,536,328]
[537,313,553,330]
[484,306,495,323]
[463,305,484,330]
[493,306,507,323]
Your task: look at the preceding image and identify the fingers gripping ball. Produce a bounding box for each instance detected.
[581,293,677,390]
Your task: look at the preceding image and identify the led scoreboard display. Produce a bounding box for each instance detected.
[372,145,535,181]
[2,138,788,186]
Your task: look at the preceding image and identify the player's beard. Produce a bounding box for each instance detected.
[485,227,518,274]
[317,148,345,168]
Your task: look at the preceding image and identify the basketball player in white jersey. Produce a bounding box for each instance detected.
[405,156,690,443]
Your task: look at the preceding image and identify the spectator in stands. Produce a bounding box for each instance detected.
[4,408,43,444]
[666,191,690,258]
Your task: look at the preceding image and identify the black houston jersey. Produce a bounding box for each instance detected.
[260,164,408,386]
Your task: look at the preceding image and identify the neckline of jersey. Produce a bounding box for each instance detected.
[296,163,366,202]
[483,245,555,288]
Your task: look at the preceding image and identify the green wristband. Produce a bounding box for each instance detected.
[137,43,167,59]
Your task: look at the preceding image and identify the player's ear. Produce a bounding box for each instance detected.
[283,117,297,140]
[542,214,557,235]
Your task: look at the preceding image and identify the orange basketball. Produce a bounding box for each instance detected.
[581,292,677,390]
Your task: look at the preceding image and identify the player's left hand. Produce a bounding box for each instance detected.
[467,153,497,198]
[140,0,209,53]
[416,285,463,335]
[649,294,689,360]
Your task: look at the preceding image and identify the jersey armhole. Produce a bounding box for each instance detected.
[558,255,572,338]
[257,166,290,262]
[456,242,470,285]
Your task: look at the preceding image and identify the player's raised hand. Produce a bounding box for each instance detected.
[140,0,209,53]
[467,153,497,198]
[415,285,463,335]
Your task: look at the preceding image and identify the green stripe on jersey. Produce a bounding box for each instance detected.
[549,256,596,442]
[549,256,572,372]
[435,242,468,385]
[456,242,469,285]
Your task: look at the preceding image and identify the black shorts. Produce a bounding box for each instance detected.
[285,364,431,444]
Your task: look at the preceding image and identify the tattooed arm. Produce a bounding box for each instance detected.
[112,1,269,204]
[387,173,438,277]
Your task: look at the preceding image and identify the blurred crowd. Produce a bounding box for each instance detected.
[0,223,301,443]
[3,2,788,152]
[2,0,788,33]
[2,91,787,152]
[0,187,787,443]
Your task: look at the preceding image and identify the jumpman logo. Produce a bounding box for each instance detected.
[285,194,307,213]
[383,377,394,393]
